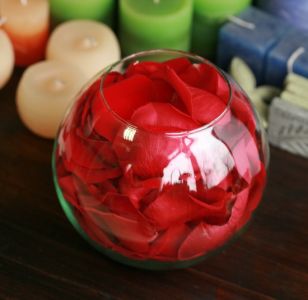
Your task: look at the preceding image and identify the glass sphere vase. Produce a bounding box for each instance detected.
[52,49,269,270]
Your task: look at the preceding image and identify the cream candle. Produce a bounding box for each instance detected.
[46,20,120,80]
[16,61,86,139]
[1,0,49,66]
[0,29,14,89]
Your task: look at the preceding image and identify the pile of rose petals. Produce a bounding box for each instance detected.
[55,58,266,262]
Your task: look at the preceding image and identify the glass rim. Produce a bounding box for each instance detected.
[99,49,233,137]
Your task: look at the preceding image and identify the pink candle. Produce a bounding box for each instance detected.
[2,0,49,66]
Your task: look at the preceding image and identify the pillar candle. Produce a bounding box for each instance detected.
[50,0,116,28]
[217,7,289,84]
[119,0,193,56]
[1,0,49,66]
[257,0,308,32]
[46,20,120,80]
[192,0,251,61]
[0,29,14,89]
[265,29,308,87]
[16,61,86,139]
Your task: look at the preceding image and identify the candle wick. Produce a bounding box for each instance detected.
[287,47,306,74]
[79,36,98,49]
[228,16,256,30]
[153,0,160,4]
[20,0,28,6]
[52,79,65,91]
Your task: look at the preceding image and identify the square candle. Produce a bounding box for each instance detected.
[217,7,289,84]
[265,29,308,87]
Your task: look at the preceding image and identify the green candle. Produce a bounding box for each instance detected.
[50,0,116,28]
[192,0,251,61]
[119,0,193,56]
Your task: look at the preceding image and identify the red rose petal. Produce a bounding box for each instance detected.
[150,224,190,258]
[103,71,125,88]
[64,129,118,170]
[112,127,181,178]
[92,74,154,140]
[144,185,224,230]
[70,163,121,184]
[214,118,261,184]
[166,68,227,124]
[79,212,152,259]
[178,187,250,260]
[178,221,233,260]
[58,174,117,209]
[119,168,161,208]
[58,175,79,207]
[189,187,230,213]
[150,79,175,103]
[188,86,228,124]
[246,165,266,213]
[178,63,228,102]
[78,180,117,209]
[231,89,257,134]
[85,206,157,253]
[131,102,199,132]
[125,61,161,78]
[102,192,142,220]
[79,212,115,248]
[163,57,191,73]
[104,74,154,118]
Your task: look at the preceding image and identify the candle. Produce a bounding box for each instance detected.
[119,0,193,56]
[192,0,251,61]
[46,20,120,80]
[265,29,308,87]
[1,0,49,66]
[217,7,289,84]
[281,91,308,110]
[16,61,86,139]
[256,0,308,32]
[50,0,116,28]
[0,29,14,89]
[285,73,308,89]
[268,97,308,158]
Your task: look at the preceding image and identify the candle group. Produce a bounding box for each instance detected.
[47,20,120,80]
[50,0,116,28]
[119,0,193,56]
[3,0,308,142]
[192,0,251,60]
[0,30,14,89]
[217,7,289,84]
[1,0,49,66]
[16,61,86,138]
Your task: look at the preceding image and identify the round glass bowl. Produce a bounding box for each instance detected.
[52,49,268,269]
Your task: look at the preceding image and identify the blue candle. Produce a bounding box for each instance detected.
[265,29,308,87]
[257,0,308,32]
[217,7,289,84]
